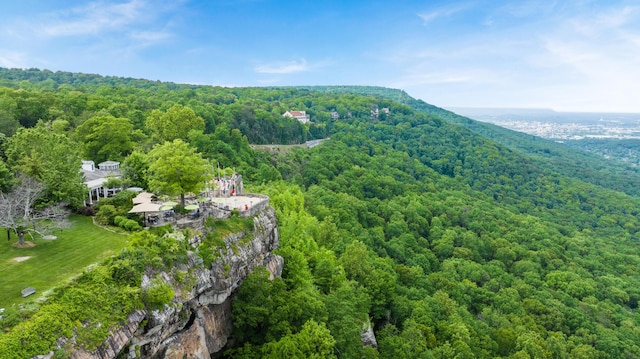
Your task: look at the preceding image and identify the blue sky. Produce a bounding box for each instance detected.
[1,0,639,112]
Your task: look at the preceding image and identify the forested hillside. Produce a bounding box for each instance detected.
[1,68,640,358]
[565,138,640,167]
[295,85,640,198]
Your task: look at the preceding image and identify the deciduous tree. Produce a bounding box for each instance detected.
[75,115,141,163]
[6,123,85,208]
[122,150,149,189]
[0,175,69,245]
[145,104,205,143]
[0,159,13,193]
[146,140,210,206]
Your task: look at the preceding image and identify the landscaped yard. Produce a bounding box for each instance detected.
[0,215,128,308]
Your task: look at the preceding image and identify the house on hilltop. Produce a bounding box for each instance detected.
[81,160,122,205]
[370,105,390,120]
[283,110,310,124]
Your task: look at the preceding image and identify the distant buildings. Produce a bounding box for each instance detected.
[370,105,390,120]
[284,108,388,123]
[282,110,311,123]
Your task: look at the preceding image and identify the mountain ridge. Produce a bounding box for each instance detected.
[2,68,640,357]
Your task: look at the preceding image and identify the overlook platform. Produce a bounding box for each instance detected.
[146,194,269,229]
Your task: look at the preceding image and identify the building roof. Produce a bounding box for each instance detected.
[98,161,120,167]
[81,159,121,185]
[82,168,121,182]
[85,177,110,190]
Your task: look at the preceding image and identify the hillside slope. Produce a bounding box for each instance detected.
[1,69,639,357]
[294,85,640,197]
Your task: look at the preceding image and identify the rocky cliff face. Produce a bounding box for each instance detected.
[64,207,282,359]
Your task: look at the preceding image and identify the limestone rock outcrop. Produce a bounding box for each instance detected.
[46,207,281,359]
[135,207,281,358]
[361,320,378,349]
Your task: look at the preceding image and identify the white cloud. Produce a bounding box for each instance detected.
[1,0,180,46]
[129,30,172,43]
[499,1,560,18]
[0,50,27,68]
[391,69,477,89]
[566,5,639,37]
[621,31,640,46]
[401,2,640,112]
[256,78,282,85]
[40,0,148,37]
[417,3,470,25]
[254,59,311,74]
[542,40,598,68]
[594,5,638,29]
[530,4,640,109]
[0,0,179,71]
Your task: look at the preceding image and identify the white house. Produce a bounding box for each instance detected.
[283,110,311,124]
[81,160,122,205]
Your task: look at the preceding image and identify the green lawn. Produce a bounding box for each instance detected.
[0,215,128,308]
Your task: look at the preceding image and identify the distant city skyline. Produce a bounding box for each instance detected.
[455,107,640,140]
[1,0,639,112]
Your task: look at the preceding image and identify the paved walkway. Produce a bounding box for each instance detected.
[211,196,262,211]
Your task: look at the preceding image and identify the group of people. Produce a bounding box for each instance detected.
[212,173,244,197]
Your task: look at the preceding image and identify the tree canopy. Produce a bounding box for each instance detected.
[145,104,205,143]
[146,139,210,206]
[5,123,85,208]
[1,68,640,358]
[74,114,142,163]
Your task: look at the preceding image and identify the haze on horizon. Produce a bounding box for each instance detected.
[1,0,639,113]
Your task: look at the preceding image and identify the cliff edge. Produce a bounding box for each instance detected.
[57,207,282,359]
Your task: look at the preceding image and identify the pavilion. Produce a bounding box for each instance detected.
[81,160,123,205]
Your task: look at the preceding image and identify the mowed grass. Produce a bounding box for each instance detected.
[0,215,128,308]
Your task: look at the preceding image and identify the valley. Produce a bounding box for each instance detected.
[1,69,639,358]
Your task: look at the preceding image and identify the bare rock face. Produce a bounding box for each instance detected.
[160,299,232,359]
[52,207,281,359]
[135,207,282,359]
[361,320,378,348]
[66,310,147,359]
[160,309,209,359]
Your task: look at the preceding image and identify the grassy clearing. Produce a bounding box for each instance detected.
[0,215,128,308]
[205,214,254,240]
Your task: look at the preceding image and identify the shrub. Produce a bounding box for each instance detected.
[104,177,123,191]
[77,206,95,216]
[142,278,174,310]
[113,215,127,227]
[198,242,215,268]
[173,205,189,215]
[0,225,193,357]
[97,190,137,208]
[109,258,143,287]
[124,219,142,232]
[149,224,174,237]
[95,205,117,225]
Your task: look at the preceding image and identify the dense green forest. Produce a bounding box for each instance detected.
[294,85,640,198]
[1,67,640,358]
[564,138,640,167]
